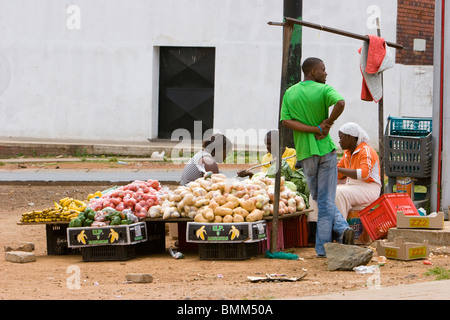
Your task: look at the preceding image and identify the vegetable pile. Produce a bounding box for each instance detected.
[21,171,311,227]
[88,179,168,219]
[149,173,307,223]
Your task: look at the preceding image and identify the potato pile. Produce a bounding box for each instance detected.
[148,173,306,223]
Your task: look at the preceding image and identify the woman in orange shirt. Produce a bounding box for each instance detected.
[336,122,382,219]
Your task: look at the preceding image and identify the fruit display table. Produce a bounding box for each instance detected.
[18,210,311,257]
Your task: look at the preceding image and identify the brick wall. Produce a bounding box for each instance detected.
[396,0,435,65]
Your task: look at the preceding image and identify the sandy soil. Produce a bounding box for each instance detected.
[1,161,450,301]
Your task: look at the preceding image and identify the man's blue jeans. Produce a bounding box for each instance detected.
[301,150,349,256]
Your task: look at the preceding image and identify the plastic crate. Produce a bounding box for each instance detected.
[388,116,432,137]
[135,221,166,255]
[177,222,199,252]
[282,215,308,248]
[198,242,260,260]
[384,117,432,178]
[46,224,80,255]
[358,193,419,241]
[259,220,284,253]
[81,244,135,262]
[67,222,147,248]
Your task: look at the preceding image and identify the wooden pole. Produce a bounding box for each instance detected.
[280,0,303,150]
[270,20,294,253]
[269,17,404,50]
[376,17,385,195]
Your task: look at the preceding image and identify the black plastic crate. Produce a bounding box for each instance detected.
[46,224,80,255]
[198,242,260,260]
[384,133,432,178]
[81,244,136,262]
[134,221,166,255]
[67,222,147,248]
[384,116,432,178]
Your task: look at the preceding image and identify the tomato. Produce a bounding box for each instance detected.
[142,194,152,201]
[110,198,121,205]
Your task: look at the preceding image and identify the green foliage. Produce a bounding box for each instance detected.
[424,267,450,280]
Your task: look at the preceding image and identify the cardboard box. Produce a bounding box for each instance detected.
[67,222,147,248]
[376,237,429,261]
[186,221,267,243]
[396,211,445,230]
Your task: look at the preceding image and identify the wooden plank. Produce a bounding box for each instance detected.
[17,210,312,225]
[269,18,404,49]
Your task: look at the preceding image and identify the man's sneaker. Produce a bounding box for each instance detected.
[342,228,355,245]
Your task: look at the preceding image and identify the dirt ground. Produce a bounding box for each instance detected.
[1,160,450,300]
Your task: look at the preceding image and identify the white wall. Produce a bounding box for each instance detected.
[0,0,435,151]
[0,0,284,144]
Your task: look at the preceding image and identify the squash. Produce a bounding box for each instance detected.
[214,195,227,206]
[232,207,249,218]
[194,213,209,223]
[198,179,212,191]
[208,199,219,211]
[192,187,207,197]
[214,206,233,217]
[239,199,256,212]
[202,208,215,222]
[246,209,264,222]
[193,198,209,208]
[226,194,240,208]
[221,201,237,209]
[222,215,233,223]
[186,182,201,190]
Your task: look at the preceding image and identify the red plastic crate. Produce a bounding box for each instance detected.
[283,214,308,248]
[358,193,419,241]
[259,220,284,253]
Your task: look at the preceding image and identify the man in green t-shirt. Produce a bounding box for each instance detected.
[281,57,354,257]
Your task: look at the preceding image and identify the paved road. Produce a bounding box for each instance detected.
[0,168,239,184]
[294,279,450,300]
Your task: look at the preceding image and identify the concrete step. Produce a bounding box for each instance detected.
[0,137,188,158]
[387,222,450,246]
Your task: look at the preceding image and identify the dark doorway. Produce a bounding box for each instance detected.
[158,47,216,139]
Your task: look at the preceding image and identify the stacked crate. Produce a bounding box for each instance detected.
[384,116,432,207]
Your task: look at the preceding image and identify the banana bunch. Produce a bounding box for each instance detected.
[20,207,80,223]
[20,197,88,223]
[58,197,88,214]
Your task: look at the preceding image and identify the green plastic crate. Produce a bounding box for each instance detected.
[388,116,432,137]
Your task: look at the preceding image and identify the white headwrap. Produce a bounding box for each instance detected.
[339,122,370,146]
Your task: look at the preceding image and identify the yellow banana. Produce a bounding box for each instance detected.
[62,198,73,207]
[196,225,207,241]
[54,201,62,209]
[59,197,69,205]
[73,199,85,207]
[108,229,119,243]
[229,226,240,240]
[77,230,87,244]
